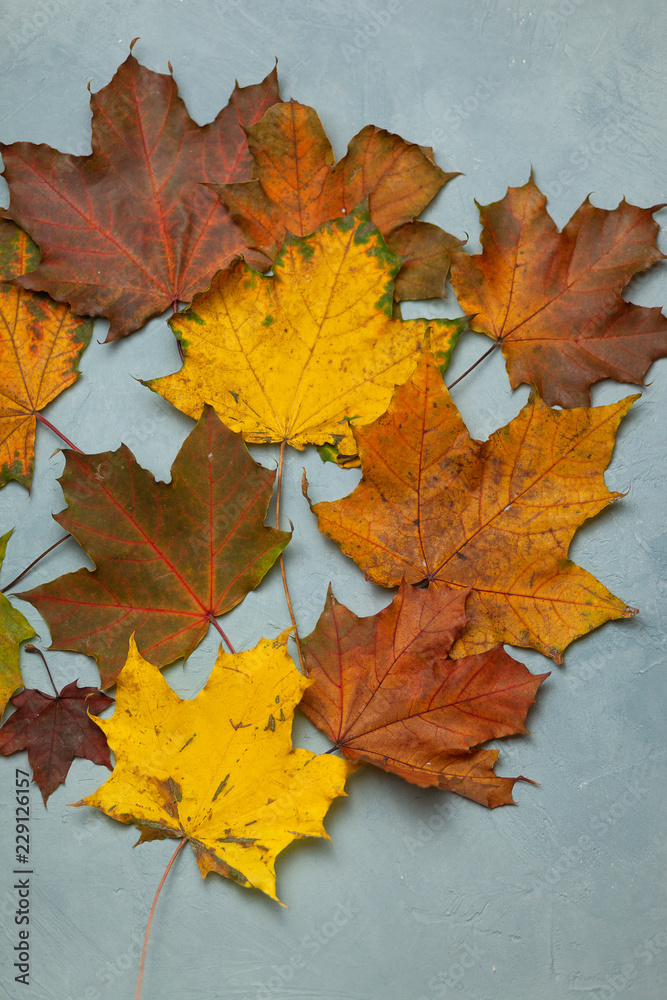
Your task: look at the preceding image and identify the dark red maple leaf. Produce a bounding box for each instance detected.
[0,678,113,805]
[0,50,280,339]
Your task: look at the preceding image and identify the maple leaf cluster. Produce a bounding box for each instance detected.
[0,50,664,909]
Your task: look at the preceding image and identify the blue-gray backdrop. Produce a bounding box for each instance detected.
[1,2,666,999]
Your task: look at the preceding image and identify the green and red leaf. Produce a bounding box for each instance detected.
[19,407,290,686]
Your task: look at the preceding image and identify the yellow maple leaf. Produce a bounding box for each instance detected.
[149,205,463,458]
[75,634,354,902]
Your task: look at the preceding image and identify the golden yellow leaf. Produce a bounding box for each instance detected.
[149,205,463,457]
[75,634,354,902]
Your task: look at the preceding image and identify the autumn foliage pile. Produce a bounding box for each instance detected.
[1,48,665,921]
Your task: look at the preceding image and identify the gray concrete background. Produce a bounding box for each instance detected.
[0,2,666,998]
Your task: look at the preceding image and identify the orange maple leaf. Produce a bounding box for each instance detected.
[311,348,638,662]
[0,219,92,490]
[450,176,667,406]
[211,100,463,300]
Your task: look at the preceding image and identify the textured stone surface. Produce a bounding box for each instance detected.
[0,2,665,998]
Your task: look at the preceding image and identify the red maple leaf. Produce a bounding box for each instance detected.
[0,50,280,339]
[300,583,548,808]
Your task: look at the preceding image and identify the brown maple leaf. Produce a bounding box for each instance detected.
[0,51,280,340]
[18,407,290,686]
[311,347,638,662]
[0,668,113,805]
[450,175,667,406]
[211,100,463,301]
[299,583,547,808]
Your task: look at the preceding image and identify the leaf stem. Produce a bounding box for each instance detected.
[135,838,186,1000]
[276,439,285,528]
[34,412,82,452]
[173,301,185,362]
[208,613,236,654]
[276,440,307,674]
[1,534,72,594]
[446,340,500,391]
[24,645,59,696]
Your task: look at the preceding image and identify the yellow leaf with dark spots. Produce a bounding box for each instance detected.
[75,634,354,902]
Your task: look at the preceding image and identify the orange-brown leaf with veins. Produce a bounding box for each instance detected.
[212,101,461,300]
[450,176,667,406]
[300,583,547,807]
[0,219,92,490]
[312,348,638,662]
